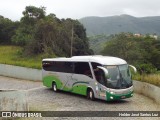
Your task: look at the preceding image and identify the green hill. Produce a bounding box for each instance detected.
[79,14,160,36]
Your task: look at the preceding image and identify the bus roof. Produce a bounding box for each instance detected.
[42,55,127,65]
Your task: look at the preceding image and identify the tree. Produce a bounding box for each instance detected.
[61,19,93,56]
[12,6,46,46]
[25,18,62,56]
[27,17,93,57]
[101,33,160,73]
[12,6,93,57]
[21,6,46,25]
[101,33,141,63]
[0,16,19,44]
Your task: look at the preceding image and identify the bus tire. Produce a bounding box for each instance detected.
[52,82,57,92]
[87,89,95,100]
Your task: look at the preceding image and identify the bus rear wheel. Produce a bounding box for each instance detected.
[52,82,57,92]
[87,89,95,100]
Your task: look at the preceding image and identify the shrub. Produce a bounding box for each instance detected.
[137,63,157,74]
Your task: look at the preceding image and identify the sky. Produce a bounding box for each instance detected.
[0,0,160,21]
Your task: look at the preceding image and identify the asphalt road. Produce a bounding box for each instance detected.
[0,76,159,120]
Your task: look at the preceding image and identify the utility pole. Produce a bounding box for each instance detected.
[70,24,74,57]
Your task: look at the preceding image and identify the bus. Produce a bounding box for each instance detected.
[42,55,136,101]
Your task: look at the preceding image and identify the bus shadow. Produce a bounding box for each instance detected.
[47,88,130,105]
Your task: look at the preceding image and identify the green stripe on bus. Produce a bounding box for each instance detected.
[72,85,88,95]
[63,82,89,95]
[43,75,63,89]
[43,75,89,96]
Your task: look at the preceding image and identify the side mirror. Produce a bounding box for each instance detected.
[97,66,109,78]
[129,65,137,73]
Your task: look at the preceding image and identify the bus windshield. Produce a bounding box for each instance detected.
[103,64,132,89]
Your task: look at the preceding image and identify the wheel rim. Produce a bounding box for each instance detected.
[89,91,93,99]
[53,84,57,91]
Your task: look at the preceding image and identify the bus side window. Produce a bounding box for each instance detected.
[91,62,101,80]
[42,61,52,71]
[52,62,74,73]
[63,62,74,73]
[91,62,106,86]
[43,61,74,73]
[74,62,93,78]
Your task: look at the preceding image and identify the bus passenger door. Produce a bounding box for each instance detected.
[98,83,107,100]
[95,69,107,100]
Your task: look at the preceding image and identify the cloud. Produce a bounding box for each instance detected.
[0,0,160,20]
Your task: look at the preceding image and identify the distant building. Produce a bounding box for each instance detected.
[134,33,142,37]
[149,34,158,40]
[134,33,158,40]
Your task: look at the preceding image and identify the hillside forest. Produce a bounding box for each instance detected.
[0,6,93,57]
[100,33,160,74]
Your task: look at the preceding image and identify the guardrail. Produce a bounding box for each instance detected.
[0,63,159,104]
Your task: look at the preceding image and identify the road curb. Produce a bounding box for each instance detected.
[133,80,160,104]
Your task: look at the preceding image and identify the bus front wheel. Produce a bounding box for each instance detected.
[87,89,95,100]
[52,82,57,92]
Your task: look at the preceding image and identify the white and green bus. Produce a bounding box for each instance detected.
[42,55,136,101]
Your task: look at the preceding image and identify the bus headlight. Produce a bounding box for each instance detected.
[110,91,115,94]
[110,96,113,99]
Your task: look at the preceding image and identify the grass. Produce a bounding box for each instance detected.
[133,73,160,87]
[0,45,43,69]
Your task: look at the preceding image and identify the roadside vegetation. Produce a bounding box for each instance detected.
[133,73,160,87]
[0,45,42,69]
[101,33,160,87]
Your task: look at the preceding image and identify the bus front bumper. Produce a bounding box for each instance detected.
[106,91,133,101]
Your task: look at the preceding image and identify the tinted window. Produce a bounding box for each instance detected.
[43,61,92,78]
[74,62,92,78]
[42,61,73,73]
[91,62,106,85]
[91,62,101,70]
